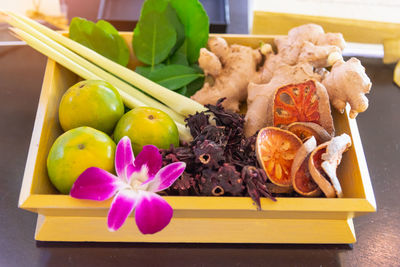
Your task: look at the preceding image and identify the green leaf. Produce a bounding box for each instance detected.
[176,86,187,95]
[148,64,204,90]
[185,76,205,97]
[138,0,184,51]
[170,0,209,64]
[190,63,203,73]
[164,3,185,54]
[139,0,168,15]
[133,0,185,67]
[135,64,202,90]
[168,41,189,66]
[133,10,177,66]
[135,64,165,77]
[69,17,130,66]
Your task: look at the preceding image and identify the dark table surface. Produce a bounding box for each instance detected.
[1,6,400,267]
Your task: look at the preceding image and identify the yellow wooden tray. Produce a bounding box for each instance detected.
[252,11,400,44]
[18,34,376,243]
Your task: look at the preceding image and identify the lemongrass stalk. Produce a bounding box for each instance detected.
[5,13,185,126]
[175,121,193,143]
[6,11,207,116]
[11,28,192,142]
[10,28,144,109]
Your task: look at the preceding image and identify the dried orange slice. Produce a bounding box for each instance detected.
[273,80,320,127]
[273,80,335,136]
[256,127,302,187]
[308,143,336,198]
[291,137,321,197]
[287,122,332,144]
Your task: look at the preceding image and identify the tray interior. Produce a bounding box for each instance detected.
[20,34,375,215]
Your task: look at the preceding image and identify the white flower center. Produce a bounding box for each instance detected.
[129,165,149,190]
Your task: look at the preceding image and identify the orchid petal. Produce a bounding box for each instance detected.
[145,162,186,192]
[70,167,122,201]
[133,145,162,179]
[135,191,173,234]
[115,136,135,182]
[107,189,138,232]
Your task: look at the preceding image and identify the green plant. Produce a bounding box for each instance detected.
[69,18,129,66]
[132,0,209,96]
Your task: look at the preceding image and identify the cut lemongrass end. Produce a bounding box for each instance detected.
[175,123,193,143]
[5,11,207,117]
[5,13,185,126]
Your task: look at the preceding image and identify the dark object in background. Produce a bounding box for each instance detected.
[97,0,230,32]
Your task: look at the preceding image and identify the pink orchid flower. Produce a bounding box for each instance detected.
[70,136,186,234]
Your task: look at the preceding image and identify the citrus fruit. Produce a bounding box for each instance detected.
[287,122,331,144]
[309,134,351,198]
[308,143,336,198]
[273,80,320,127]
[291,137,321,197]
[59,80,124,134]
[256,127,302,187]
[113,107,179,155]
[47,126,116,194]
[273,80,335,135]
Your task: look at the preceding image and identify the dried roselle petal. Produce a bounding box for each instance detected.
[242,166,276,210]
[165,172,198,196]
[246,178,261,209]
[161,145,196,170]
[162,99,280,204]
[198,169,219,196]
[215,164,244,196]
[165,153,179,163]
[228,136,258,168]
[185,111,210,138]
[198,164,244,196]
[174,146,196,162]
[194,140,225,169]
[194,125,227,146]
[206,98,245,129]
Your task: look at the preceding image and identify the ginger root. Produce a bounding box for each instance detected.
[193,24,371,137]
[191,37,263,112]
[245,63,324,137]
[257,24,345,83]
[322,58,372,118]
[245,24,346,137]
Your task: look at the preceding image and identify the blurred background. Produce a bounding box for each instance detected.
[2,0,393,56]
[0,1,399,266]
[0,0,245,41]
[2,0,399,33]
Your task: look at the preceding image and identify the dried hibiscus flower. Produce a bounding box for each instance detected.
[161,98,275,209]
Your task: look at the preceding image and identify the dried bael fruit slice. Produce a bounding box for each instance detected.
[309,134,351,197]
[308,142,336,197]
[291,137,321,197]
[266,183,294,194]
[273,80,334,135]
[287,122,332,144]
[256,127,302,187]
[321,134,352,197]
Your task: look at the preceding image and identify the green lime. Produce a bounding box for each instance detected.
[113,107,179,155]
[47,126,116,194]
[59,80,124,134]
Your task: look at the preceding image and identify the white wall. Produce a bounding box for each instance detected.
[0,0,62,16]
